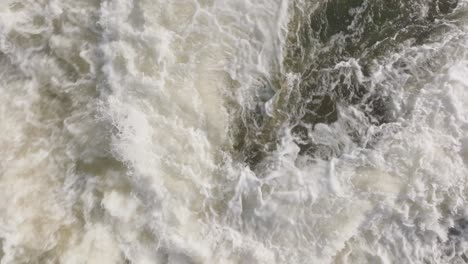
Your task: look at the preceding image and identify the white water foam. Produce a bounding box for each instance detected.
[0,0,468,263]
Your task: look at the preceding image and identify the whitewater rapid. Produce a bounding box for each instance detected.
[0,0,468,263]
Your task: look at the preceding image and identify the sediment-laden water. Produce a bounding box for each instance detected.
[0,0,468,263]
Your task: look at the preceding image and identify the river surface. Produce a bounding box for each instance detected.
[1,0,468,263]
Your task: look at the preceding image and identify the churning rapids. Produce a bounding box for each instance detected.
[1,0,468,263]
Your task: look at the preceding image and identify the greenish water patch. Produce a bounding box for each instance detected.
[234,0,460,168]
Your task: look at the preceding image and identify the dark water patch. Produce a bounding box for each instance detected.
[439,218,468,262]
[0,238,3,261]
[234,0,460,169]
[432,0,459,17]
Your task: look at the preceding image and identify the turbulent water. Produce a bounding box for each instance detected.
[1,0,468,263]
